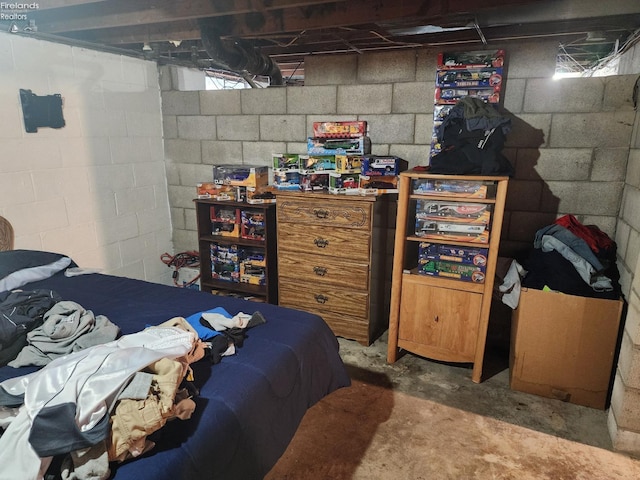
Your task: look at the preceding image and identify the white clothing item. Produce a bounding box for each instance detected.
[200,311,251,331]
[0,325,196,480]
[498,259,527,309]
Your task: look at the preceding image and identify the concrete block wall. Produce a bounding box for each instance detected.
[0,32,172,284]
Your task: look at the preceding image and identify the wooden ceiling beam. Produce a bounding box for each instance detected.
[32,0,348,34]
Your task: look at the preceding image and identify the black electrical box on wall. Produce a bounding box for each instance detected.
[19,89,65,133]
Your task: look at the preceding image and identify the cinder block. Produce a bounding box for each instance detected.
[177,115,217,139]
[505,180,543,212]
[171,207,186,230]
[627,292,640,345]
[217,115,259,141]
[603,75,638,111]
[115,186,155,215]
[550,112,635,148]
[133,162,167,188]
[414,114,433,145]
[241,87,286,114]
[628,228,640,275]
[503,78,525,113]
[415,48,438,86]
[627,149,640,188]
[608,408,640,457]
[168,185,197,209]
[621,186,640,231]
[177,163,214,187]
[201,141,243,165]
[42,223,97,256]
[242,142,286,166]
[337,84,392,114]
[524,77,604,113]
[580,214,616,239]
[200,90,241,115]
[388,144,430,169]
[592,148,630,181]
[503,39,557,79]
[158,65,172,91]
[173,229,198,256]
[526,148,592,181]
[366,114,415,144]
[161,91,200,115]
[543,180,624,216]
[393,82,432,113]
[287,86,337,114]
[100,212,139,244]
[505,113,550,148]
[164,139,202,164]
[506,211,557,243]
[358,50,417,84]
[616,219,632,259]
[259,115,305,141]
[304,54,357,85]
[163,115,178,138]
[610,370,640,431]
[618,330,640,389]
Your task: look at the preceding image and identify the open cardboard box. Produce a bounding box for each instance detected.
[509,287,623,409]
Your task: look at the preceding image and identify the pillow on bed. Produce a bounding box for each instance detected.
[0,250,76,293]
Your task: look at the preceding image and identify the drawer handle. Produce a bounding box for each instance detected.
[313,266,328,276]
[314,208,329,219]
[314,294,329,304]
[314,237,329,248]
[434,315,439,323]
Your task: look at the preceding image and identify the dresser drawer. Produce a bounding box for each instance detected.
[277,197,372,230]
[277,223,370,262]
[278,252,369,289]
[279,279,369,319]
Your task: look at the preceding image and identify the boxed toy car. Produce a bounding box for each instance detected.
[239,249,266,285]
[307,136,370,156]
[272,153,302,171]
[415,219,489,244]
[300,171,329,191]
[196,182,217,199]
[358,174,399,194]
[417,258,486,283]
[435,68,503,90]
[313,121,367,138]
[211,206,240,237]
[412,178,494,199]
[273,169,301,190]
[246,185,277,204]
[415,200,492,224]
[335,154,363,173]
[304,155,336,171]
[210,243,239,282]
[361,155,408,176]
[213,164,269,188]
[328,172,360,194]
[241,210,266,241]
[418,242,488,267]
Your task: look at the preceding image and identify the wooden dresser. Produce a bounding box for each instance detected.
[275,191,392,346]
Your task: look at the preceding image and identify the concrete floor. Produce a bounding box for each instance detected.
[337,331,615,451]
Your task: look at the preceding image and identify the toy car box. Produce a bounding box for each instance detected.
[273,169,301,190]
[241,210,266,241]
[415,219,489,244]
[272,154,303,171]
[246,185,276,204]
[239,249,266,285]
[211,206,240,237]
[300,171,329,191]
[435,67,503,89]
[437,49,505,69]
[418,242,488,267]
[196,182,217,199]
[304,155,336,171]
[417,258,486,283]
[213,164,269,188]
[358,174,399,195]
[210,243,240,282]
[307,136,370,156]
[415,200,492,224]
[361,155,408,176]
[412,178,494,199]
[328,172,359,195]
[313,121,367,138]
[335,154,363,173]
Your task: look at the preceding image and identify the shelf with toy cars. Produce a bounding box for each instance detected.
[194,198,278,304]
[387,171,509,383]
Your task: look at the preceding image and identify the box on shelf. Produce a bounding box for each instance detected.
[272,154,303,171]
[213,164,269,188]
[415,219,489,244]
[246,185,276,204]
[417,258,486,283]
[335,154,363,173]
[240,250,266,285]
[273,169,301,190]
[210,243,240,282]
[418,242,488,267]
[303,154,336,171]
[358,174,399,195]
[412,178,494,199]
[510,287,623,409]
[196,182,217,199]
[313,121,367,138]
[241,209,266,241]
[328,172,360,194]
[361,155,408,176]
[438,49,505,70]
[300,171,329,191]
[415,200,492,224]
[307,136,370,156]
[211,206,240,237]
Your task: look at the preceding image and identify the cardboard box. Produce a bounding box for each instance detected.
[509,287,623,409]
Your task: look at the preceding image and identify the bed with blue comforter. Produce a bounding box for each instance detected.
[0,250,351,480]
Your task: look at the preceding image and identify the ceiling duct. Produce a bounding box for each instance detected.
[198,20,283,87]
